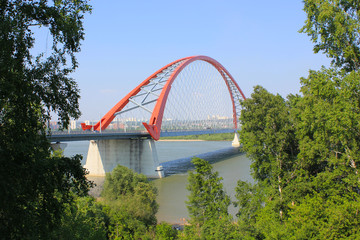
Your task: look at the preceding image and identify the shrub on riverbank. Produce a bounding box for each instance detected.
[101,165,159,238]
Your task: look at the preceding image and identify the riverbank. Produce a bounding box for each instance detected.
[158,139,204,142]
[87,176,105,198]
[160,132,234,141]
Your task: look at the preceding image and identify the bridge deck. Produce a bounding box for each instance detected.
[48,129,235,142]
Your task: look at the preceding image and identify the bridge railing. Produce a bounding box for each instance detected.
[48,128,237,142]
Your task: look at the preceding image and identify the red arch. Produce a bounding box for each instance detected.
[82,56,246,140]
[143,56,246,140]
[81,56,191,132]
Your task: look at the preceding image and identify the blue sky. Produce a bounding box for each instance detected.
[55,0,330,121]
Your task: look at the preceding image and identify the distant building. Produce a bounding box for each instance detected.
[70,120,77,130]
[111,122,125,130]
[49,121,59,130]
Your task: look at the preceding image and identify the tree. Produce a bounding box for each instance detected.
[300,0,360,71]
[234,1,360,238]
[235,180,265,223]
[236,57,360,240]
[237,74,360,238]
[182,158,236,239]
[284,193,360,239]
[238,86,298,219]
[155,222,178,240]
[0,1,91,238]
[239,86,298,182]
[50,196,109,240]
[186,157,231,226]
[295,68,360,170]
[287,67,360,235]
[101,165,158,239]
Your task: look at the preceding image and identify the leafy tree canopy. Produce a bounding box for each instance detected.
[236,67,360,239]
[237,67,360,236]
[239,85,298,184]
[186,157,231,226]
[50,196,109,240]
[0,0,91,238]
[181,157,240,239]
[101,165,159,239]
[301,0,360,71]
[155,222,178,240]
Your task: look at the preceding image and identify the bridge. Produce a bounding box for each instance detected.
[50,129,236,142]
[50,56,246,178]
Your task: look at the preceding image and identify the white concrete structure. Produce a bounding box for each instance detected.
[70,120,77,130]
[232,132,240,147]
[84,138,164,178]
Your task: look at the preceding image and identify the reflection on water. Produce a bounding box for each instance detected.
[161,147,241,176]
[154,152,252,223]
[62,140,253,224]
[156,140,235,163]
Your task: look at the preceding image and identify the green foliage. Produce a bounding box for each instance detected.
[239,86,298,183]
[235,180,265,224]
[238,85,299,221]
[185,1,360,239]
[186,157,231,226]
[296,68,360,175]
[107,208,150,240]
[290,68,360,208]
[155,222,178,240]
[301,0,360,71]
[253,200,286,240]
[0,1,91,238]
[237,70,360,237]
[199,217,242,240]
[102,164,148,200]
[181,157,241,239]
[102,165,159,239]
[50,196,109,240]
[180,216,241,240]
[239,86,298,185]
[283,193,360,239]
[0,152,92,239]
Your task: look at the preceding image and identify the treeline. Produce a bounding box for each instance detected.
[161,133,234,141]
[232,0,360,238]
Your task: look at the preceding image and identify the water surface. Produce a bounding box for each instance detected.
[63,140,253,223]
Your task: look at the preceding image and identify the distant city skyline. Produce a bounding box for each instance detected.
[50,115,235,132]
[35,0,330,122]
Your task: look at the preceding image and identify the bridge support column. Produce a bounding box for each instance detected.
[232,132,240,147]
[84,138,164,178]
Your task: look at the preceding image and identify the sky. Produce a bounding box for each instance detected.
[41,0,331,121]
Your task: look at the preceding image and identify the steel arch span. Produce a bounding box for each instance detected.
[81,56,246,140]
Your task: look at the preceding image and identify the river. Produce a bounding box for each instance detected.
[63,140,253,224]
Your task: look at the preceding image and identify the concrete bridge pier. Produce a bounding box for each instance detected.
[84,138,164,178]
[232,132,240,147]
